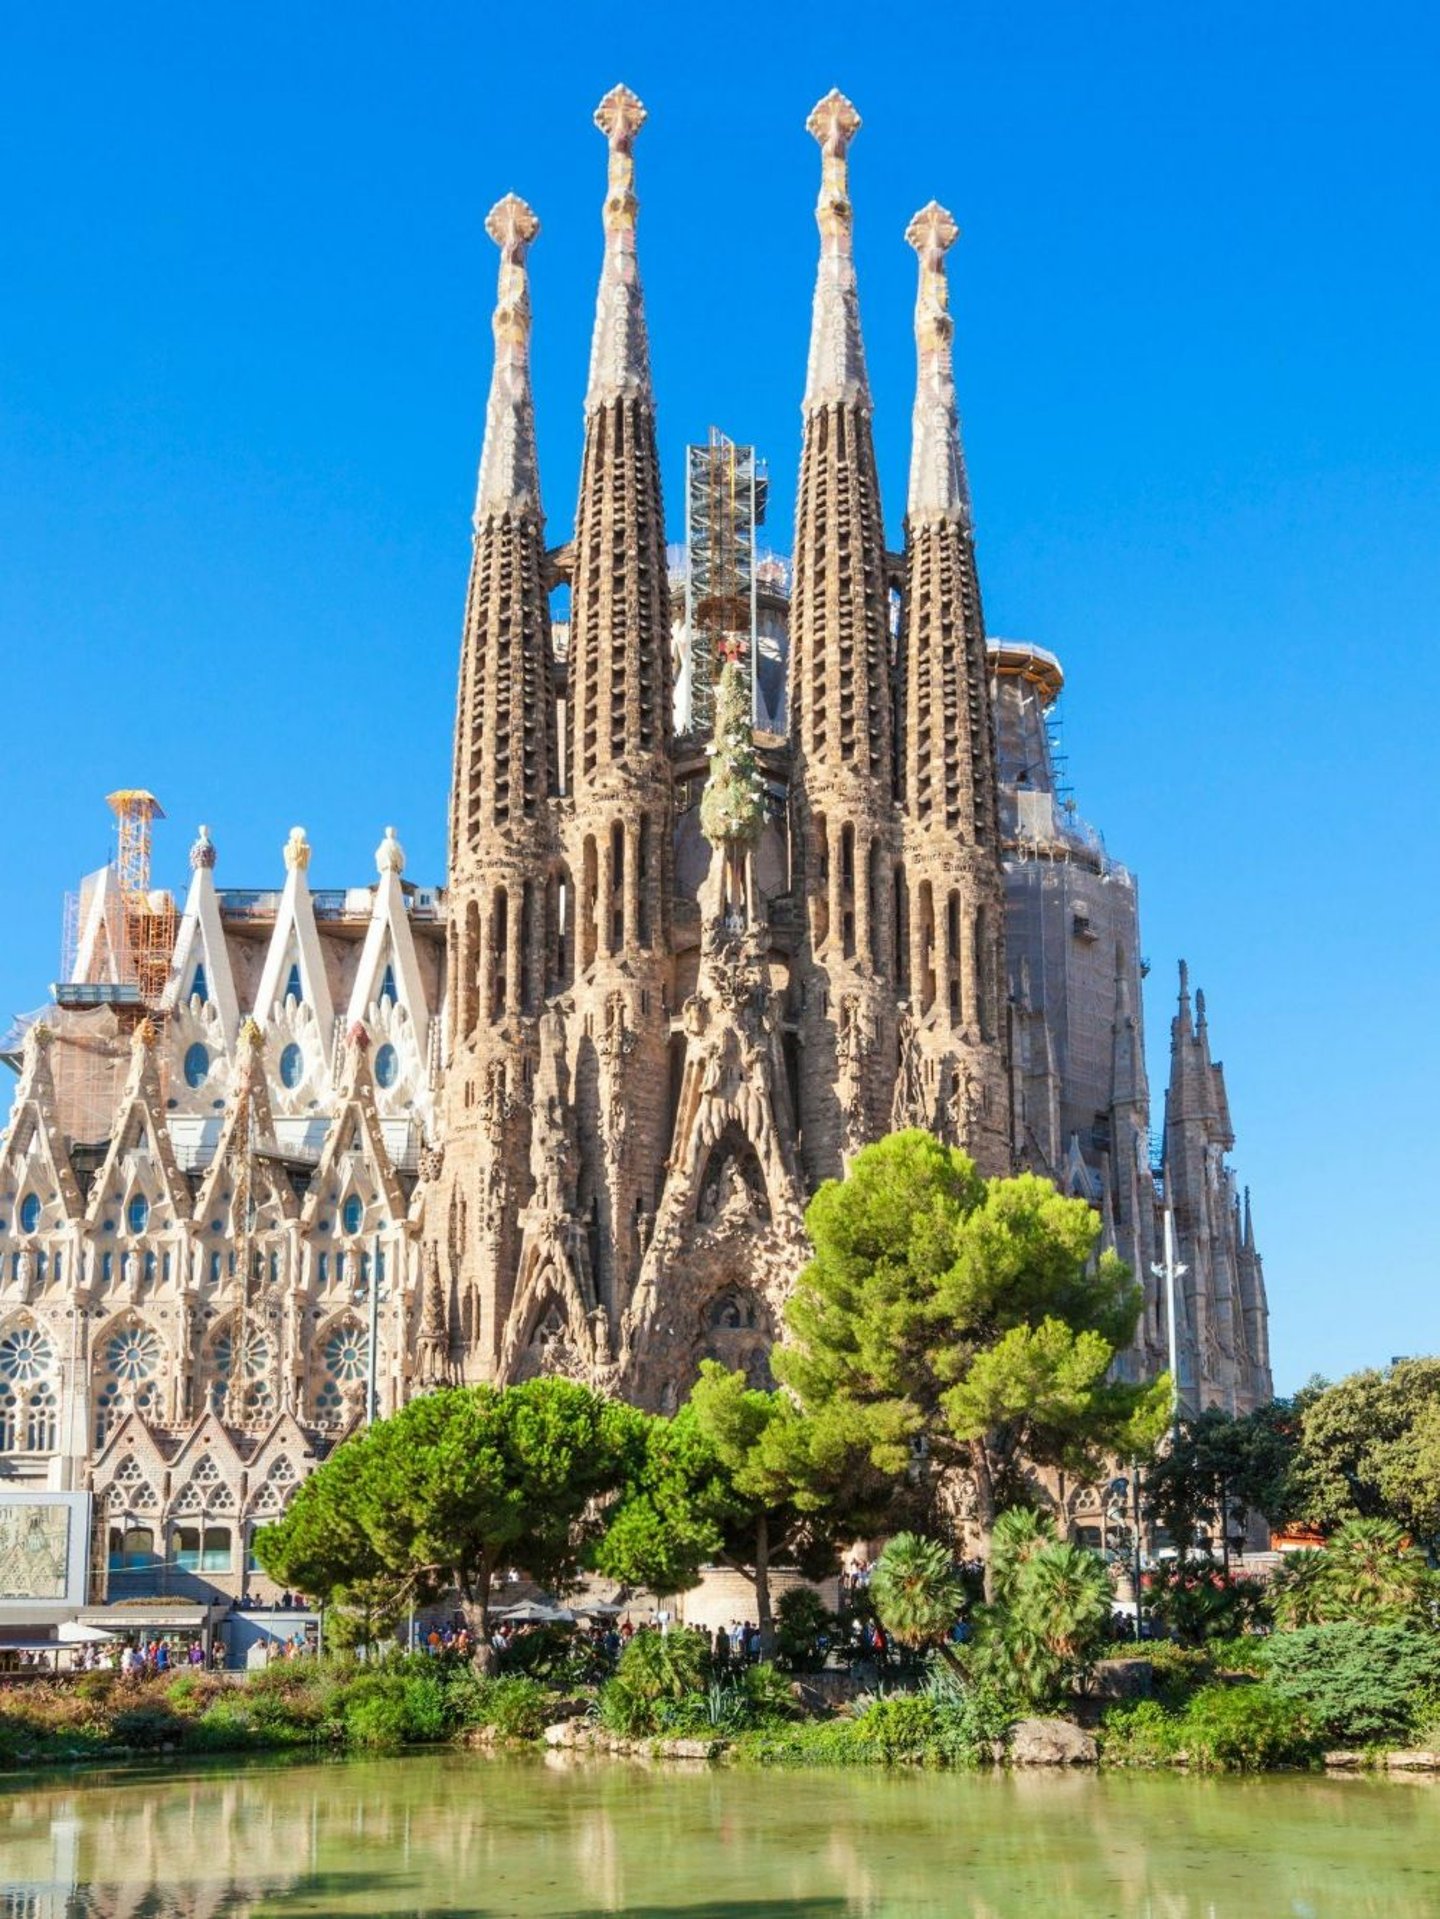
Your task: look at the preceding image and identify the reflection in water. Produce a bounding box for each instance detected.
[0,1752,1437,1917]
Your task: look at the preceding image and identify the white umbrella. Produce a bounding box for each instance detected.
[57,1621,114,1643]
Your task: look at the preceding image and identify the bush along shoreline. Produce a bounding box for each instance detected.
[6,1615,1440,1777]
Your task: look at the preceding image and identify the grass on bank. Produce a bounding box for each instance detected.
[6,1619,1440,1775]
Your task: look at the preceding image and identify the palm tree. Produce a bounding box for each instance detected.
[1271,1548,1335,1629]
[1017,1544,1113,1670]
[987,1507,1057,1605]
[1325,1518,1428,1623]
[870,1533,964,1654]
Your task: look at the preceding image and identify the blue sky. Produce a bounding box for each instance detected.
[2,2,1436,1391]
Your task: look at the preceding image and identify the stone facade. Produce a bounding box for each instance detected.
[0,87,1271,1601]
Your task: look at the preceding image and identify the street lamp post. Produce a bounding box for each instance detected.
[357,1236,390,1427]
[1151,1201,1189,1445]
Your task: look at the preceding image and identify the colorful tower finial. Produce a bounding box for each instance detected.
[803,90,869,410]
[905,200,972,526]
[475,194,542,522]
[586,84,652,408]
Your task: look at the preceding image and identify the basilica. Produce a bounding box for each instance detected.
[0,88,1270,1602]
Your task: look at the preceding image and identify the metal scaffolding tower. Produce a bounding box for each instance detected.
[682,429,767,735]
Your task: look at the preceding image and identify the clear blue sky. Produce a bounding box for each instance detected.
[2,3,1436,1392]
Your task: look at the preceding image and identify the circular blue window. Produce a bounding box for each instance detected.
[374,1043,399,1090]
[19,1193,40,1235]
[341,1194,364,1235]
[183,1042,210,1089]
[279,1042,304,1090]
[127,1193,150,1235]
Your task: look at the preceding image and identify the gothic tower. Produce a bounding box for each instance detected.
[891,203,1011,1175]
[558,87,676,1356]
[788,91,901,1181]
[436,192,558,1376]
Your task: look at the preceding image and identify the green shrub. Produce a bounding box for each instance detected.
[615,1627,711,1702]
[1102,1683,1316,1771]
[344,1691,413,1750]
[466,1674,549,1741]
[190,1699,264,1752]
[775,1589,835,1671]
[1262,1624,1440,1747]
[1179,1683,1315,1770]
[1100,1699,1184,1766]
[739,1661,798,1723]
[110,1702,183,1750]
[594,1676,655,1738]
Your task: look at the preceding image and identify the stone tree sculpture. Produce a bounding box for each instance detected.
[699,657,766,930]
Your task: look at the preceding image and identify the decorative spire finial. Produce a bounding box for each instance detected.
[586,84,652,408]
[474,194,542,522]
[283,826,311,874]
[376,825,406,877]
[239,1016,264,1054]
[803,90,869,411]
[190,824,217,871]
[905,200,972,526]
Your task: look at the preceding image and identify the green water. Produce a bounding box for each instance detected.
[0,1753,1437,1917]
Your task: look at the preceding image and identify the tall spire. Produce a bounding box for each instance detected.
[449,194,557,881]
[803,89,870,411]
[905,201,972,527]
[899,201,997,846]
[474,194,542,521]
[789,88,891,785]
[586,85,653,408]
[567,82,672,793]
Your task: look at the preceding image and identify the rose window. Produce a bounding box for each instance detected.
[105,1326,161,1383]
[0,1326,56,1385]
[324,1325,369,1383]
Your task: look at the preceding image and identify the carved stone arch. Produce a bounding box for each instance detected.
[202,1313,278,1427]
[694,1280,775,1389]
[90,1310,169,1447]
[694,1123,770,1228]
[308,1309,371,1430]
[503,1245,595,1384]
[247,1449,301,1522]
[170,1448,238,1517]
[0,1312,61,1455]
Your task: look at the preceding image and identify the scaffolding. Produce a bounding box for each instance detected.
[105,789,177,1005]
[683,429,767,736]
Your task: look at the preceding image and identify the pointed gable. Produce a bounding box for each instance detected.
[0,1025,83,1230]
[253,828,336,1037]
[300,1025,405,1232]
[86,1022,191,1233]
[164,825,241,1040]
[345,828,431,1061]
[193,1020,298,1231]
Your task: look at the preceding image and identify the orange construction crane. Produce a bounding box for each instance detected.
[105,789,176,1005]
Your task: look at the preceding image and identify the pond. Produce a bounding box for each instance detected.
[0,1752,1437,1916]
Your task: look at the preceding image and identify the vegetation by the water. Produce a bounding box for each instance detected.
[190,1140,1440,1779]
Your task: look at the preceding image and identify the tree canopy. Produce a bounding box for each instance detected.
[1288,1359,1440,1549]
[1143,1402,1299,1562]
[256,1377,644,1655]
[596,1360,890,1649]
[774,1131,1169,1577]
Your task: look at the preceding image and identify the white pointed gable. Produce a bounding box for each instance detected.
[253,829,335,1039]
[345,828,430,1058]
[164,826,241,1039]
[72,865,125,985]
